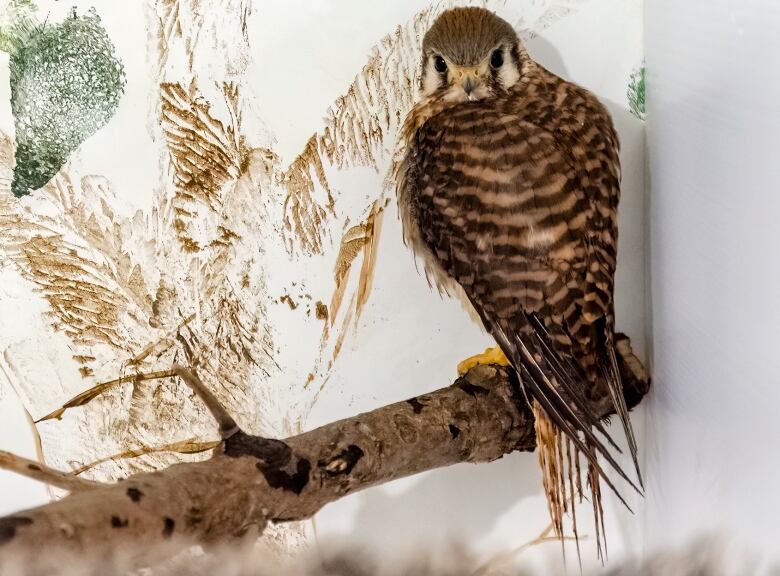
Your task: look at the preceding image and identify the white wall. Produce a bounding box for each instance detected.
[645,0,780,562]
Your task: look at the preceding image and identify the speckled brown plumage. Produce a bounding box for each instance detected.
[397,7,643,554]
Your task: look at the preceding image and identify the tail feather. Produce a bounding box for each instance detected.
[587,452,608,562]
[462,294,646,557]
[535,402,610,565]
[497,322,643,559]
[511,333,641,503]
[605,335,643,487]
[528,315,624,455]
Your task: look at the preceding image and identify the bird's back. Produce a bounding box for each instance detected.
[400,63,622,392]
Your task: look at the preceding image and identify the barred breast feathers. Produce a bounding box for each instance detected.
[395,106,482,324]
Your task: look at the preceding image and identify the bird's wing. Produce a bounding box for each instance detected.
[399,96,640,496]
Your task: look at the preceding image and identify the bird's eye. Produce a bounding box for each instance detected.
[433,55,447,73]
[490,49,504,69]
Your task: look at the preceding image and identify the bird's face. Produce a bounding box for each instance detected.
[420,8,523,103]
[421,44,520,102]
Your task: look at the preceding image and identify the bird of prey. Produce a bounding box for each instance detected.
[395,6,645,554]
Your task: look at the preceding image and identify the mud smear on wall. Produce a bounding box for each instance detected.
[151,0,252,78]
[160,81,245,252]
[282,137,335,255]
[277,9,437,401]
[0,1,284,495]
[281,11,430,257]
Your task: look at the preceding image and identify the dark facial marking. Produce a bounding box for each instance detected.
[111,516,128,528]
[509,44,522,69]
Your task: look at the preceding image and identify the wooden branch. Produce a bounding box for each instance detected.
[0,451,103,492]
[0,335,649,573]
[172,364,239,439]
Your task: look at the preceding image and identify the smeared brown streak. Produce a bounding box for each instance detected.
[153,0,252,77]
[13,228,131,354]
[1,166,156,394]
[282,137,334,255]
[355,203,384,319]
[331,295,356,365]
[282,10,432,256]
[127,314,196,367]
[160,82,244,253]
[329,201,385,324]
[330,224,370,325]
[305,201,386,390]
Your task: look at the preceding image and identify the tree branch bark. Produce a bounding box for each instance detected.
[0,335,649,573]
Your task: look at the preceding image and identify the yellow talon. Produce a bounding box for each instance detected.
[457,346,510,376]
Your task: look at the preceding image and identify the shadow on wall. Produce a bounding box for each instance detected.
[526,33,568,78]
[345,453,544,554]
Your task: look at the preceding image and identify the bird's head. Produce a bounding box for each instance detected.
[420,7,524,103]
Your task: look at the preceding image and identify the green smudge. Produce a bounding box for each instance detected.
[627,64,645,121]
[8,7,125,197]
[0,0,38,53]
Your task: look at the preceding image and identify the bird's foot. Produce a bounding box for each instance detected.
[456,346,510,376]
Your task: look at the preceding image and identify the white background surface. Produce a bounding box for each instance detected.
[645,0,780,565]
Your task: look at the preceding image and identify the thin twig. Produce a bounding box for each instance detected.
[0,450,103,492]
[1,355,58,500]
[71,438,220,476]
[172,364,239,438]
[471,522,583,576]
[35,369,177,423]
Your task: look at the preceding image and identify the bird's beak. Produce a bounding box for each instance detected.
[456,66,482,99]
[462,76,476,96]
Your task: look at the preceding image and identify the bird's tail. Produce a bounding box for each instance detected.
[465,293,647,559]
[531,333,649,563]
[533,401,608,564]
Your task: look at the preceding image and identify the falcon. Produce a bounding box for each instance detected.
[395,6,645,551]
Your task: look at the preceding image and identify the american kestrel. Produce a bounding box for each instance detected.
[396,6,644,549]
